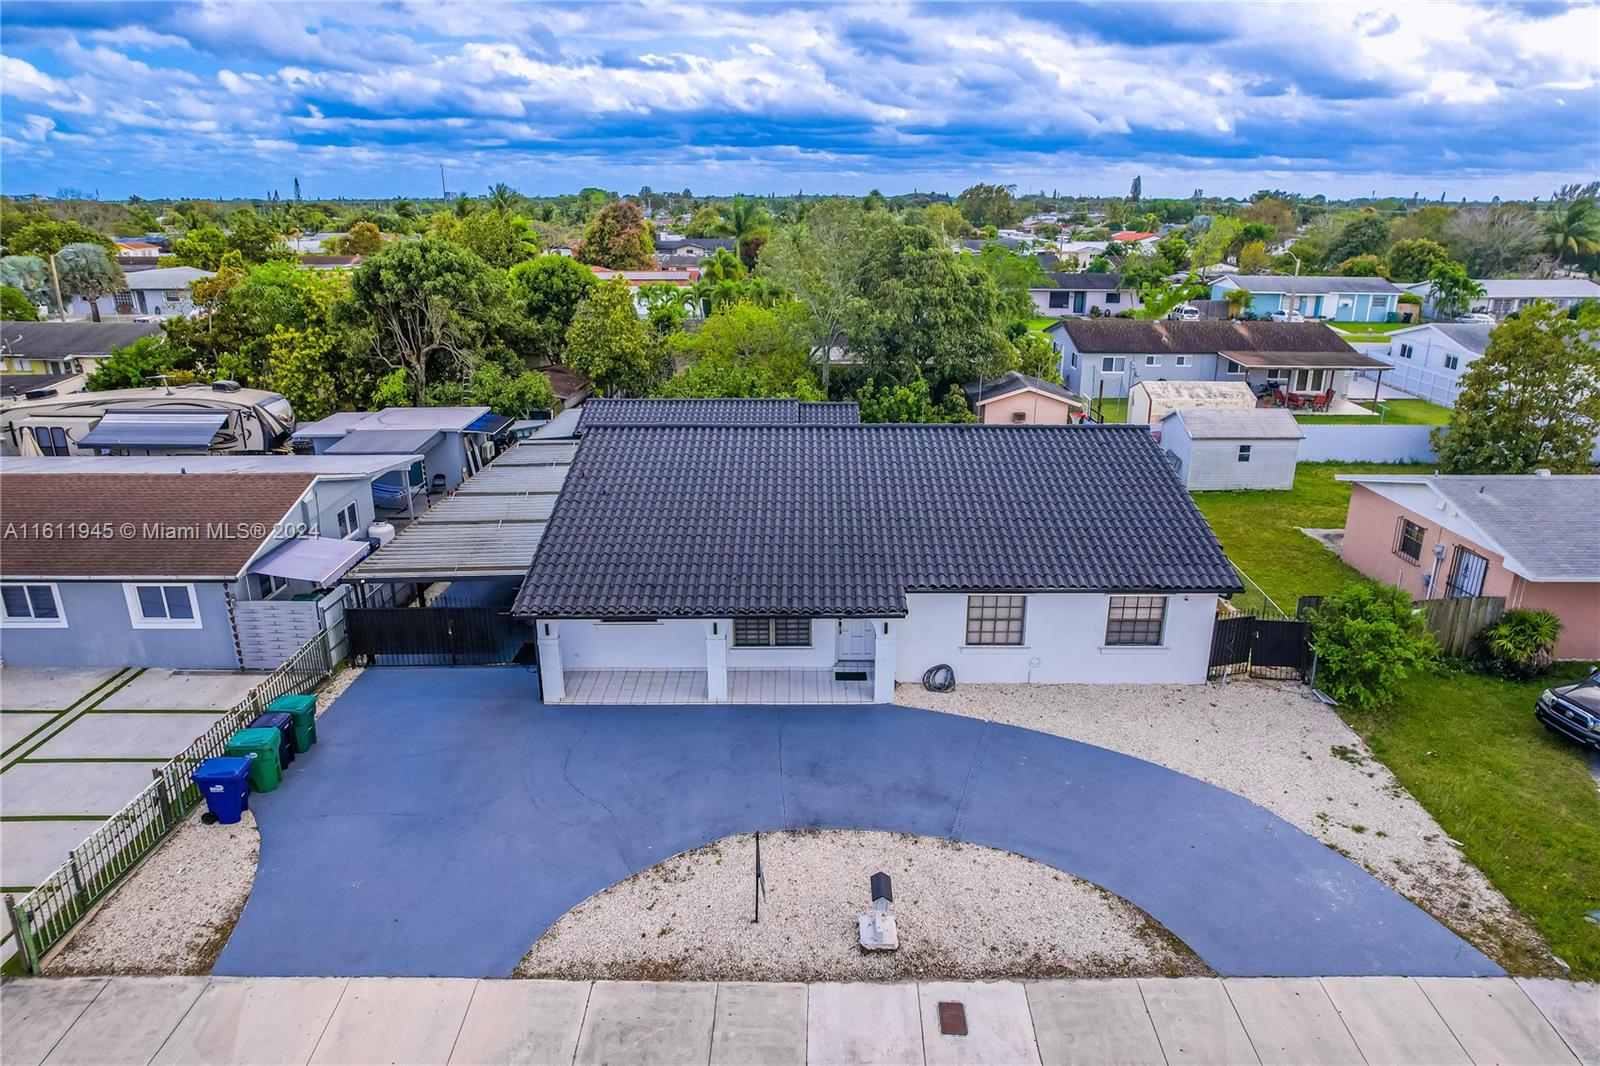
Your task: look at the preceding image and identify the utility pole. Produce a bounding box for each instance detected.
[440,165,447,200]
[47,251,66,323]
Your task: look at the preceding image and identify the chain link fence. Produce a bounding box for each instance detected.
[3,631,333,974]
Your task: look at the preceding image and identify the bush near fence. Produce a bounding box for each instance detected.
[3,631,334,974]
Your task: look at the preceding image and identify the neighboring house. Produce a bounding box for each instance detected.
[1028,273,1142,317]
[0,472,377,669]
[286,232,350,253]
[0,320,163,381]
[1127,380,1257,425]
[69,266,214,320]
[515,418,1242,703]
[115,240,161,261]
[1337,473,1600,659]
[297,254,363,271]
[1398,277,1600,320]
[587,267,701,316]
[958,237,1026,253]
[653,237,735,259]
[2,382,295,458]
[963,372,1082,424]
[1157,408,1302,491]
[1210,276,1402,322]
[1376,323,1491,407]
[1050,319,1389,403]
[1111,231,1160,249]
[292,406,501,491]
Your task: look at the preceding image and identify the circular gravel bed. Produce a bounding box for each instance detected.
[517,830,1207,982]
[896,678,1556,973]
[47,807,259,975]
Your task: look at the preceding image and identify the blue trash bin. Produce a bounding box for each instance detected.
[192,757,252,824]
[248,711,296,769]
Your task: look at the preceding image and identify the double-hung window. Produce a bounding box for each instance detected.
[124,583,201,629]
[1394,518,1426,564]
[1101,356,1127,374]
[335,502,360,538]
[1443,354,1459,371]
[965,595,1025,645]
[1105,596,1166,646]
[1174,355,1192,368]
[1144,355,1161,368]
[1398,343,1414,360]
[1237,444,1252,462]
[733,617,811,647]
[1,583,65,627]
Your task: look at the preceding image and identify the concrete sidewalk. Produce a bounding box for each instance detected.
[2,975,1594,1065]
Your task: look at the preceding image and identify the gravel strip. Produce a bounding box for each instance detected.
[517,830,1207,982]
[46,807,259,975]
[896,679,1557,973]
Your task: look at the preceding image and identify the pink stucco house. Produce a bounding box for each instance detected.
[1337,473,1600,659]
[964,372,1084,425]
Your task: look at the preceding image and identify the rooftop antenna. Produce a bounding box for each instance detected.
[146,373,174,396]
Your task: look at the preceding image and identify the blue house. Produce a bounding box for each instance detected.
[1210,275,1402,323]
[291,407,507,492]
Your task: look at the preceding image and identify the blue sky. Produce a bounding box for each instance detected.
[2,1,1597,202]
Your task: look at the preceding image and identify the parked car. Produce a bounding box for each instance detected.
[1536,668,1600,751]
[1169,304,1202,321]
[1455,312,1496,324]
[1268,310,1305,322]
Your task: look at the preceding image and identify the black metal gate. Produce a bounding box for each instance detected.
[345,606,533,666]
[1208,615,1310,680]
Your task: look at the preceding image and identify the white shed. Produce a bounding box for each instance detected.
[1158,408,1303,491]
[1128,380,1257,426]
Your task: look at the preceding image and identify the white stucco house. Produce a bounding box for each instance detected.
[1028,272,1142,317]
[514,402,1242,702]
[1397,277,1600,320]
[1157,408,1303,491]
[69,266,214,320]
[1375,322,1492,406]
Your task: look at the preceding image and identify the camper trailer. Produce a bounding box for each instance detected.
[1,382,295,457]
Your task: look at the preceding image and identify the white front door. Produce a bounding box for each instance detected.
[837,619,875,660]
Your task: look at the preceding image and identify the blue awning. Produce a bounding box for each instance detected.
[464,412,514,434]
[78,412,227,450]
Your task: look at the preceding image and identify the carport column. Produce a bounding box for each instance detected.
[537,621,565,703]
[873,619,897,703]
[705,620,729,702]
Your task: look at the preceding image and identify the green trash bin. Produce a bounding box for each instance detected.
[268,693,318,753]
[225,727,283,793]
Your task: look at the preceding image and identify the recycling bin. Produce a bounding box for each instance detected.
[224,728,283,793]
[191,757,252,824]
[248,711,296,769]
[267,693,318,753]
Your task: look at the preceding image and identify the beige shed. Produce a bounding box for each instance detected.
[1127,380,1258,425]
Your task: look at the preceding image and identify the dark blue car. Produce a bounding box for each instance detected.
[1536,668,1600,751]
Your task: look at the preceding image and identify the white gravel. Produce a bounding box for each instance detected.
[518,830,1205,982]
[46,807,259,975]
[896,679,1556,973]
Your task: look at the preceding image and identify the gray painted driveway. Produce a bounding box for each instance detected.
[216,667,1500,979]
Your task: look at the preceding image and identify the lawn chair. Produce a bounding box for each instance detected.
[1270,387,1290,408]
[1284,391,1307,410]
[1311,387,1335,412]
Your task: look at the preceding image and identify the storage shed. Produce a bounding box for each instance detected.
[1158,408,1303,491]
[1128,380,1257,426]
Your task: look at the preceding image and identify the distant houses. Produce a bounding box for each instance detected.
[1210,275,1402,323]
[1397,277,1600,321]
[1028,272,1142,318]
[1373,323,1491,407]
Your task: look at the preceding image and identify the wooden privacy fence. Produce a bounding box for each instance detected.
[3,631,334,974]
[1417,595,1505,658]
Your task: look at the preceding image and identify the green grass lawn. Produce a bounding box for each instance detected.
[1329,321,1412,333]
[1087,397,1127,423]
[1025,317,1056,332]
[1190,460,1431,607]
[1296,398,1453,425]
[1340,665,1600,977]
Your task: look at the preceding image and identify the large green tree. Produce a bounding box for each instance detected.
[53,243,126,321]
[564,275,661,396]
[1384,238,1449,283]
[1432,302,1600,474]
[954,183,1018,229]
[506,254,597,363]
[711,198,772,263]
[428,208,539,268]
[1,284,39,321]
[657,302,822,399]
[1324,213,1390,268]
[1427,261,1485,317]
[171,226,230,270]
[469,360,558,417]
[4,219,115,257]
[575,199,654,269]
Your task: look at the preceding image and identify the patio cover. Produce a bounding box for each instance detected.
[325,428,442,455]
[77,411,227,450]
[1218,349,1390,370]
[249,536,371,585]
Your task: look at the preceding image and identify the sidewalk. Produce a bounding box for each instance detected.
[3,975,1595,1065]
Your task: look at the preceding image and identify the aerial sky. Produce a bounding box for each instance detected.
[2,1,1596,202]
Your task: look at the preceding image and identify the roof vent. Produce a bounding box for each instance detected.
[23,387,57,400]
[1534,468,1552,477]
[212,379,242,393]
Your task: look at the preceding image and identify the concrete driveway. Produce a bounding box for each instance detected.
[217,667,1501,979]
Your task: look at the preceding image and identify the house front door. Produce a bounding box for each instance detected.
[837,619,875,661]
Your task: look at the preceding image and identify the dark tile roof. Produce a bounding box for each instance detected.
[0,472,316,580]
[964,372,1079,405]
[654,237,736,253]
[0,321,164,359]
[1038,272,1125,291]
[514,425,1241,618]
[1,372,79,398]
[578,398,860,432]
[1056,319,1357,355]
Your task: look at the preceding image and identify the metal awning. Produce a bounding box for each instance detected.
[325,428,442,454]
[249,536,371,585]
[77,411,227,450]
[1218,349,1391,370]
[464,412,514,435]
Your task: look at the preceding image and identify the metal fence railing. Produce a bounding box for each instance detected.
[3,631,333,974]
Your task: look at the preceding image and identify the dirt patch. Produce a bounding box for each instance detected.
[517,830,1208,982]
[896,679,1558,974]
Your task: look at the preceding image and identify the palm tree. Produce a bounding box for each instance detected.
[712,197,772,261]
[487,183,522,217]
[1543,194,1600,264]
[1224,287,1253,319]
[1427,262,1486,318]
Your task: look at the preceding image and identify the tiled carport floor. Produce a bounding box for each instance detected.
[563,668,874,704]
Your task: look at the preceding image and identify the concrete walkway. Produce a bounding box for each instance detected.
[2,976,1594,1065]
[219,667,1499,979]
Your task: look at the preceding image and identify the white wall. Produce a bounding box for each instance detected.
[1184,439,1298,490]
[894,592,1217,684]
[557,619,707,669]
[1296,424,1438,463]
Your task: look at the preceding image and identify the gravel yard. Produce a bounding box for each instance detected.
[517,830,1206,982]
[46,808,259,975]
[897,679,1557,973]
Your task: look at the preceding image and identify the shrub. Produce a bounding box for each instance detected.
[1478,609,1563,678]
[1308,581,1437,709]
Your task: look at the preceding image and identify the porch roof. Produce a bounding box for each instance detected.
[249,536,371,586]
[1219,349,1390,370]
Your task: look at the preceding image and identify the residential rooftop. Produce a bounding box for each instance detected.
[1053,319,1358,355]
[0,320,164,358]
[964,371,1079,405]
[1164,408,1304,440]
[577,398,860,432]
[1220,275,1401,295]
